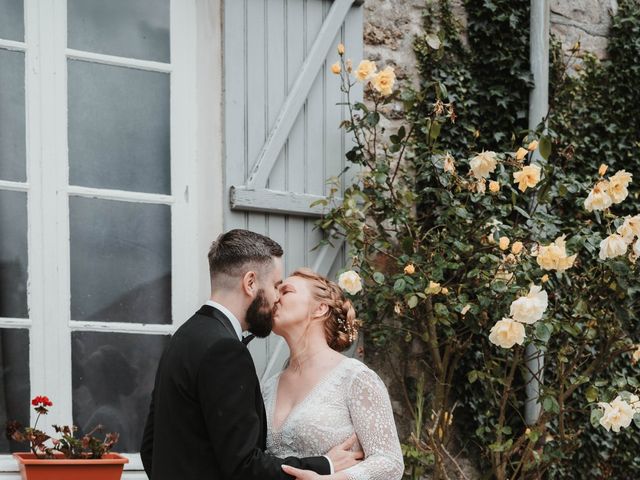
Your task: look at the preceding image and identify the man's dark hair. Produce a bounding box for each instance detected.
[208,229,283,288]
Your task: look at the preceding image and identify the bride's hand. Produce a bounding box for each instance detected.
[325,433,364,471]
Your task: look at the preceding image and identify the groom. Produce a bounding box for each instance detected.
[141,229,361,479]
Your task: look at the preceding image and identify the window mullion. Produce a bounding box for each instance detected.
[33,0,74,428]
[170,0,200,328]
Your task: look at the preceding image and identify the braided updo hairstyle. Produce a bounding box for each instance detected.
[291,268,361,352]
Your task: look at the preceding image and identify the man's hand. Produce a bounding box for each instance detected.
[281,465,322,479]
[325,433,364,471]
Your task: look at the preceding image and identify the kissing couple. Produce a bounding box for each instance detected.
[141,229,403,479]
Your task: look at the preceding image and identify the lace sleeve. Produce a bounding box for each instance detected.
[343,367,404,480]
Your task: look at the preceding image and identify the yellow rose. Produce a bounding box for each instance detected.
[608,169,633,204]
[513,164,541,192]
[371,66,396,96]
[511,241,524,255]
[404,264,415,275]
[527,140,539,151]
[489,318,526,349]
[515,147,528,161]
[355,59,377,82]
[441,287,449,295]
[331,62,341,75]
[337,43,345,55]
[489,180,500,193]
[599,164,608,176]
[584,180,613,211]
[541,274,549,283]
[338,270,363,295]
[469,151,498,179]
[499,236,510,251]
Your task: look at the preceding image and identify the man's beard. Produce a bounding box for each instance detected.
[245,289,274,338]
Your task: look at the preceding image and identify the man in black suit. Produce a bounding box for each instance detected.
[141,229,361,479]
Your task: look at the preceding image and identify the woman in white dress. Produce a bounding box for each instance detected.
[262,268,404,480]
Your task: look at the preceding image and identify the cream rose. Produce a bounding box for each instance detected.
[536,235,577,272]
[489,181,500,193]
[515,147,528,161]
[338,270,362,295]
[513,164,541,193]
[599,396,635,432]
[509,284,548,324]
[599,163,608,176]
[608,170,633,204]
[355,60,377,82]
[599,233,628,260]
[469,151,497,179]
[443,154,456,174]
[371,66,396,96]
[425,281,442,295]
[633,345,640,364]
[499,236,510,251]
[330,62,341,74]
[584,181,613,211]
[489,318,525,349]
[634,238,640,258]
[511,241,524,255]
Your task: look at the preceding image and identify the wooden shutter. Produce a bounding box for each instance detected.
[223,0,363,379]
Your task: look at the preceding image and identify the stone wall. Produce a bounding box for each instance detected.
[551,0,618,59]
[362,0,618,87]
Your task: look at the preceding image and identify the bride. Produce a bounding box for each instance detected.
[262,268,404,480]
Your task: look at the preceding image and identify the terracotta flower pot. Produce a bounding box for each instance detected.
[13,452,129,480]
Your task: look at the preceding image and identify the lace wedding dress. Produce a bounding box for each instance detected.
[261,357,404,480]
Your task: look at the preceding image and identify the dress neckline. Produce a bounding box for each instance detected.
[269,357,350,433]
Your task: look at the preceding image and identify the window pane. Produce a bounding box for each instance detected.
[70,197,171,324]
[0,49,26,182]
[72,331,169,453]
[0,328,30,454]
[0,0,24,42]
[68,60,171,194]
[0,190,27,318]
[67,0,170,63]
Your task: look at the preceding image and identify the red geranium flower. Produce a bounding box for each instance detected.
[31,396,53,407]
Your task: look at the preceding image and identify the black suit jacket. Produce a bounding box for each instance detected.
[140,305,330,479]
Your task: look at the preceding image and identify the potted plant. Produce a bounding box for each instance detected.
[6,395,128,480]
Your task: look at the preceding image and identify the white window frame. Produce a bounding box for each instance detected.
[0,0,222,476]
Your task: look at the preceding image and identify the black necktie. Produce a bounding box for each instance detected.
[242,334,255,346]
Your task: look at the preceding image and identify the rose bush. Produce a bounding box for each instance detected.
[320,41,640,479]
